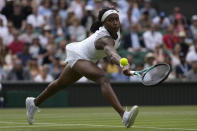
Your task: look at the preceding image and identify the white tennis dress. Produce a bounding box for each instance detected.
[65,26,121,67]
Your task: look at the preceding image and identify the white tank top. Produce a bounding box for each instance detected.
[66,26,121,62]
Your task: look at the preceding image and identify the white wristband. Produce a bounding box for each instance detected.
[120,64,124,68]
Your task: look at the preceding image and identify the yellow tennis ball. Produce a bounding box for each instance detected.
[120,58,128,66]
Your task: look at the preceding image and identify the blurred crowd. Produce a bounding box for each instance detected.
[0,0,197,82]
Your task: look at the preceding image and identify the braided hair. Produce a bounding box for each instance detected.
[90,7,117,33]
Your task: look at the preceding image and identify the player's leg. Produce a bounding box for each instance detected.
[34,64,83,106]
[73,60,139,128]
[26,64,82,124]
[73,59,125,117]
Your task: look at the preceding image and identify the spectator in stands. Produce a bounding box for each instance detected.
[0,10,7,27]
[152,12,170,30]
[175,52,191,79]
[184,26,193,45]
[0,0,5,12]
[56,40,67,62]
[8,29,24,55]
[127,0,141,24]
[27,57,41,79]
[19,24,35,43]
[39,25,52,48]
[136,0,145,9]
[153,45,166,63]
[0,37,6,58]
[68,17,86,42]
[49,57,61,80]
[163,25,178,51]
[93,0,104,17]
[168,6,187,25]
[111,67,129,82]
[38,0,52,22]
[144,52,155,68]
[173,13,186,35]
[81,5,96,31]
[1,0,13,20]
[164,56,176,80]
[186,38,197,64]
[140,0,157,20]
[110,1,126,20]
[127,55,135,70]
[138,11,151,32]
[58,0,68,25]
[21,0,32,19]
[170,44,181,67]
[34,64,54,82]
[0,18,8,45]
[48,5,59,28]
[51,15,67,43]
[42,43,56,65]
[143,23,163,51]
[6,58,32,81]
[177,31,189,56]
[0,38,7,81]
[186,57,197,81]
[9,2,25,29]
[29,37,44,58]
[27,5,45,29]
[59,60,66,73]
[0,57,6,81]
[47,33,56,46]
[123,24,145,52]
[17,43,32,67]
[70,0,85,19]
[107,61,119,75]
[3,49,14,74]
[65,9,76,26]
[110,0,130,31]
[190,15,197,39]
[3,21,14,46]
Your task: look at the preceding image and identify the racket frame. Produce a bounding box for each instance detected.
[130,63,171,86]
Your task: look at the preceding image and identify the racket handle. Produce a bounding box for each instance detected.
[129,71,136,75]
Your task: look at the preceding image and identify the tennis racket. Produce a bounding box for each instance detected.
[130,63,171,86]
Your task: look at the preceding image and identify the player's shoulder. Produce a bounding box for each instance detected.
[94,26,110,40]
[96,26,109,34]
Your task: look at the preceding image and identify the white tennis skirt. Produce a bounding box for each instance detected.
[64,46,89,68]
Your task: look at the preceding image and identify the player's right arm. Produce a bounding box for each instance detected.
[95,36,131,76]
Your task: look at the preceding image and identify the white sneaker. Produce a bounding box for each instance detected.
[122,105,139,128]
[26,97,39,125]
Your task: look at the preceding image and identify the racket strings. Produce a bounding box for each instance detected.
[142,65,170,86]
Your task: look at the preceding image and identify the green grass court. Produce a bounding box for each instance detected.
[0,106,197,131]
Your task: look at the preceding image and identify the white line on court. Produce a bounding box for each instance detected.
[0,122,124,128]
[0,121,55,125]
[0,121,197,130]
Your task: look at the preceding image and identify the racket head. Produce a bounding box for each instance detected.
[141,63,171,86]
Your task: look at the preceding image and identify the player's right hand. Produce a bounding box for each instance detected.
[122,64,133,76]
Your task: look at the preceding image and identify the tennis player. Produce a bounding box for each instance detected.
[26,8,139,128]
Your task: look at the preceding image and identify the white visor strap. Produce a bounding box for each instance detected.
[101,10,119,22]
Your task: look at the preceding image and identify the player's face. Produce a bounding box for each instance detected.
[104,14,120,33]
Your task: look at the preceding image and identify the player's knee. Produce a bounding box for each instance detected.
[97,73,110,84]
